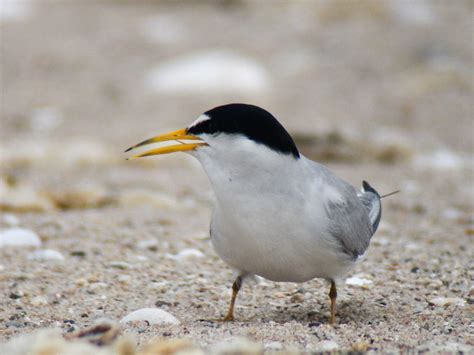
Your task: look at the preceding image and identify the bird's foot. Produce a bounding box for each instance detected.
[222,314,234,322]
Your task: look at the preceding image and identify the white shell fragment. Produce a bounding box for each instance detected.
[0,228,41,248]
[2,213,19,226]
[30,296,49,306]
[414,150,468,171]
[390,0,434,26]
[141,15,187,44]
[316,340,339,351]
[28,249,65,261]
[345,275,373,287]
[120,308,180,325]
[172,248,205,261]
[0,139,117,168]
[0,183,55,212]
[29,107,63,133]
[429,297,466,307]
[137,239,159,250]
[146,50,269,94]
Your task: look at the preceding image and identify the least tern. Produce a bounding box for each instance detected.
[126,103,385,324]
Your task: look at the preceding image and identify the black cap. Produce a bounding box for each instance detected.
[187,103,300,159]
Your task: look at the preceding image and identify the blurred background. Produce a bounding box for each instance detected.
[1,0,472,202]
[0,0,473,347]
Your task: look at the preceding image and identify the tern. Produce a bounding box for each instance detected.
[126,103,388,324]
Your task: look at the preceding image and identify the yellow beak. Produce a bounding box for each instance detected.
[125,128,207,159]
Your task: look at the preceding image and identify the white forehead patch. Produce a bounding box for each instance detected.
[188,114,210,129]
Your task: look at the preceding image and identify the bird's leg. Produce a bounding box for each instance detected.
[223,276,243,321]
[329,280,337,325]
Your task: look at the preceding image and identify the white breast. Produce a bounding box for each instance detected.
[193,140,354,282]
[210,191,353,282]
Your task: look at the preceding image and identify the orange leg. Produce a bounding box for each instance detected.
[223,276,242,321]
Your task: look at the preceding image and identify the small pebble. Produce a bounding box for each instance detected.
[137,239,159,250]
[120,308,180,325]
[107,261,132,270]
[429,297,466,307]
[429,279,443,289]
[346,275,373,288]
[89,282,108,290]
[30,296,48,306]
[75,278,88,286]
[28,249,64,261]
[171,248,204,261]
[405,242,420,251]
[0,228,41,248]
[117,275,131,284]
[2,213,19,226]
[372,237,389,246]
[70,250,86,257]
[441,208,463,220]
[146,50,269,94]
[352,341,370,351]
[48,184,111,210]
[5,321,24,328]
[10,272,34,280]
[0,184,55,212]
[315,340,339,351]
[10,292,22,299]
[290,294,304,303]
[265,341,283,350]
[134,255,148,261]
[29,106,63,133]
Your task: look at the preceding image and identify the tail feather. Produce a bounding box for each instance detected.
[358,181,381,234]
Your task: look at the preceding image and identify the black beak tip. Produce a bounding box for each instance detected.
[124,146,133,153]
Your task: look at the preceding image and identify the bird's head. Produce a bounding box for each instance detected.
[125,104,300,182]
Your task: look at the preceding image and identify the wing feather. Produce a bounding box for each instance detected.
[324,182,373,259]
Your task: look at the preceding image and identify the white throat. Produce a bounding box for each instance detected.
[191,134,305,207]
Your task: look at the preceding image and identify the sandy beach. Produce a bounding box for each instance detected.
[1,1,472,353]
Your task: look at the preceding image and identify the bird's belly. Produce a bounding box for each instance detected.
[211,218,352,282]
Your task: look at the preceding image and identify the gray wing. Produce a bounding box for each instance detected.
[358,180,382,233]
[316,168,374,259]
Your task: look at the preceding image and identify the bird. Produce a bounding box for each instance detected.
[125,103,388,324]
